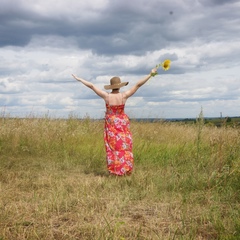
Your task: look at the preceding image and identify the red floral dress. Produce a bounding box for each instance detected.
[104,103,133,176]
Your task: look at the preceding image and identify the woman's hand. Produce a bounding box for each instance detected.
[151,68,157,74]
[72,74,81,81]
[150,68,158,77]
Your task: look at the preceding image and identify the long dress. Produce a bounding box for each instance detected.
[104,102,134,176]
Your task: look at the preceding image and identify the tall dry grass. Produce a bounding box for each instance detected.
[0,116,240,239]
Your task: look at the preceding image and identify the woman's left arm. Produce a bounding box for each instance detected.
[72,74,108,99]
[124,68,157,98]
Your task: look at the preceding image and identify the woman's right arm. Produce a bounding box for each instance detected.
[124,68,157,98]
[72,74,108,99]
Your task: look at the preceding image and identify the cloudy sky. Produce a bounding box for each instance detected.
[1,0,240,119]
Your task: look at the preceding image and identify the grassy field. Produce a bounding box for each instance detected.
[0,116,240,239]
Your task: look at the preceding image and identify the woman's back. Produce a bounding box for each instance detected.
[107,92,126,106]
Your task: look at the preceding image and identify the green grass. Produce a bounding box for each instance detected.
[0,116,240,239]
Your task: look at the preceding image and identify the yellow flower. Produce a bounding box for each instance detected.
[161,59,171,71]
[151,59,171,77]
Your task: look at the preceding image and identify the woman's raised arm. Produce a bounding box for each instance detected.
[72,74,108,99]
[124,68,157,99]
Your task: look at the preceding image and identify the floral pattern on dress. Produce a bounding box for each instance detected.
[104,104,133,176]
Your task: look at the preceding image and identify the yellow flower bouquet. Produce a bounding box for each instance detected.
[151,59,171,77]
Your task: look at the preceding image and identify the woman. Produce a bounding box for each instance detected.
[72,67,157,176]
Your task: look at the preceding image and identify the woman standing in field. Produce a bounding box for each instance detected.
[72,68,157,176]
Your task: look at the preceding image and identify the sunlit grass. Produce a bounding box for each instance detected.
[0,115,239,239]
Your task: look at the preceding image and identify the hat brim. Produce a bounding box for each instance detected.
[104,82,129,90]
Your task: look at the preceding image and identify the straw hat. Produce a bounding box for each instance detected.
[104,77,128,90]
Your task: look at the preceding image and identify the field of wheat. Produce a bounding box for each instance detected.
[0,116,240,239]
